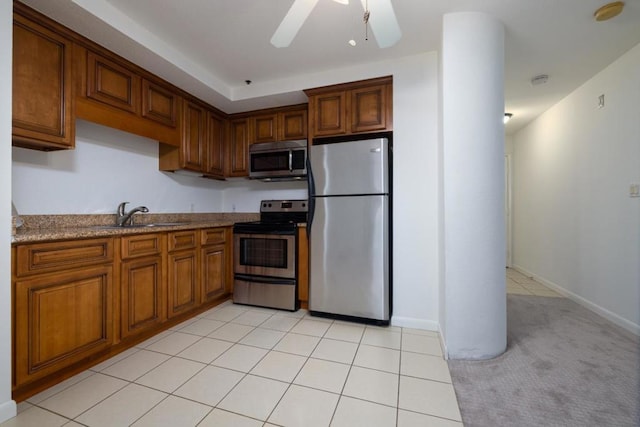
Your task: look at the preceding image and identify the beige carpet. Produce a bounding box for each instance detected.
[448,295,640,426]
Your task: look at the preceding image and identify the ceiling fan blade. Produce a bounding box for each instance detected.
[271,0,320,48]
[360,0,401,48]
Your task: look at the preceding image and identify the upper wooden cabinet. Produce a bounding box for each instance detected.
[305,76,392,141]
[12,5,74,150]
[251,113,278,144]
[205,112,226,179]
[74,45,182,147]
[142,79,179,128]
[181,99,207,172]
[280,107,308,140]
[86,51,140,114]
[159,99,227,178]
[248,104,308,144]
[227,117,250,177]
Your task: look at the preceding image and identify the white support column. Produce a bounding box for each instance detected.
[0,0,17,422]
[441,12,506,359]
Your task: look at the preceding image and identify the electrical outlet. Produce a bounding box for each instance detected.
[598,94,605,109]
[630,184,640,198]
[190,203,195,212]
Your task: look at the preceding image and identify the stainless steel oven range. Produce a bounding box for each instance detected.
[233,200,308,311]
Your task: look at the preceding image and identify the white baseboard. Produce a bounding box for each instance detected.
[438,325,449,360]
[390,316,439,332]
[512,265,640,336]
[0,399,16,424]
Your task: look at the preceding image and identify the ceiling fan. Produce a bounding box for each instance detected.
[271,0,401,48]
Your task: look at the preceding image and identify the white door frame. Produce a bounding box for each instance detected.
[505,154,513,267]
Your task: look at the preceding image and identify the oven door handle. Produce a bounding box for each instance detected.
[234,274,296,286]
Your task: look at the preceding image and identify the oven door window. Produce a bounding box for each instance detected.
[235,234,296,279]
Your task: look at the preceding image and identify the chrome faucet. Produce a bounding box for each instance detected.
[116,202,149,226]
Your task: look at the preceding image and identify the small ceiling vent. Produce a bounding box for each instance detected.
[531,74,549,86]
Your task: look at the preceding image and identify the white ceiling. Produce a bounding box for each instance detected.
[20,0,640,134]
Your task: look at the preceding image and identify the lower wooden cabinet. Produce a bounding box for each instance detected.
[167,230,199,318]
[297,225,309,305]
[201,243,226,302]
[120,234,165,339]
[12,226,232,399]
[14,265,113,387]
[201,227,232,302]
[120,255,165,339]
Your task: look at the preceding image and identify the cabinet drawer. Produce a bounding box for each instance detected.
[201,228,227,246]
[168,230,197,252]
[121,234,162,259]
[15,238,113,277]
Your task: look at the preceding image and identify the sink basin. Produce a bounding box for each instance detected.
[91,222,188,230]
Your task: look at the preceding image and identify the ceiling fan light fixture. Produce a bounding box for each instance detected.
[358,0,401,48]
[594,1,624,21]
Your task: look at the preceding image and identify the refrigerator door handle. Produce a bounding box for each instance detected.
[307,156,315,234]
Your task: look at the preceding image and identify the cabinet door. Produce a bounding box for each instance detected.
[167,250,199,318]
[297,226,309,304]
[142,79,178,128]
[12,14,74,150]
[86,51,140,114]
[121,256,165,339]
[201,243,226,303]
[14,266,113,386]
[181,99,206,172]
[252,113,277,144]
[311,91,347,137]
[205,112,226,178]
[351,84,388,133]
[228,118,249,177]
[279,109,308,141]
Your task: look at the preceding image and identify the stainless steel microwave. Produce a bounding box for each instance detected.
[249,140,307,181]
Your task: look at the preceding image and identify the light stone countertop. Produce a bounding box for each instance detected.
[12,212,260,244]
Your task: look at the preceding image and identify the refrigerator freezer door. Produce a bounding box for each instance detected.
[310,138,388,196]
[309,195,389,321]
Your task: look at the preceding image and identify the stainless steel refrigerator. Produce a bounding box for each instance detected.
[308,136,391,325]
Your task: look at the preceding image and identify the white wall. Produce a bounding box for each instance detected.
[1,0,17,421]
[512,42,640,334]
[13,120,226,214]
[222,181,307,212]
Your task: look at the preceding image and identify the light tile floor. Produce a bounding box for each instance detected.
[506,268,563,297]
[4,269,560,427]
[4,302,463,427]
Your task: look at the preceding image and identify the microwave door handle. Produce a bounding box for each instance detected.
[288,150,293,172]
